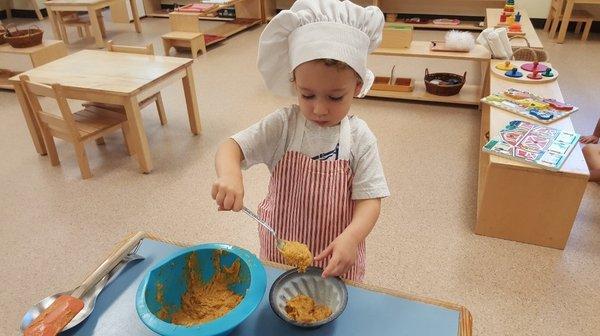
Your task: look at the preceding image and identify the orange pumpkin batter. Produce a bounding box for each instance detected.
[156,251,243,326]
[280,241,313,272]
[285,294,332,323]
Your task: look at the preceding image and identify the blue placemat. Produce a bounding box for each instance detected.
[63,239,462,336]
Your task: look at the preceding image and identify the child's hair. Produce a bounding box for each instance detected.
[291,59,363,83]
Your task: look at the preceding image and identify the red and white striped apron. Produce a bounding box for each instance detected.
[257,115,365,281]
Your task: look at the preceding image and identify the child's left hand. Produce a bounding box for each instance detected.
[315,232,359,278]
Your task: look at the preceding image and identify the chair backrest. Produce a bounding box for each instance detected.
[106,40,155,55]
[19,75,81,141]
[169,12,201,33]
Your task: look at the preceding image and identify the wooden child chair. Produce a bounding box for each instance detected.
[82,41,167,126]
[544,0,594,41]
[19,75,133,179]
[162,12,206,58]
[57,11,93,44]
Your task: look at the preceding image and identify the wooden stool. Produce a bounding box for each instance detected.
[545,0,595,41]
[162,12,206,58]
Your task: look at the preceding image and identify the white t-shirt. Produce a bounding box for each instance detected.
[231,105,390,200]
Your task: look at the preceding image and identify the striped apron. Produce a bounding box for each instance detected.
[258,115,365,281]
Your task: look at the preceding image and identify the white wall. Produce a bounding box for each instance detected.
[10,0,46,10]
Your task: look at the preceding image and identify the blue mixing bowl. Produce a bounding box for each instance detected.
[136,244,267,336]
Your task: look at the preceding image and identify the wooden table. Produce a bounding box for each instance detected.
[0,40,67,89]
[10,50,201,173]
[486,8,544,49]
[45,0,142,48]
[367,41,491,106]
[556,0,600,43]
[476,60,589,249]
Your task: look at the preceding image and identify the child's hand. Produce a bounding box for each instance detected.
[315,232,359,278]
[211,175,244,211]
[580,135,599,144]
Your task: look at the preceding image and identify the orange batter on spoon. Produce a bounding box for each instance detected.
[280,241,313,272]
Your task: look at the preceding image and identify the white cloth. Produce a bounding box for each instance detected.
[231,105,390,200]
[476,27,513,59]
[257,0,384,98]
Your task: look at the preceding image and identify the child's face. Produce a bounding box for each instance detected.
[293,61,362,127]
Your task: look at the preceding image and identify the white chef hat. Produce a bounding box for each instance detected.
[257,0,384,98]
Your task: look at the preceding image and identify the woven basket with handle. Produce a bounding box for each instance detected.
[510,36,548,62]
[4,24,44,48]
[424,69,466,96]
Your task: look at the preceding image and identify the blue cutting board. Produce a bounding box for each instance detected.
[62,239,466,336]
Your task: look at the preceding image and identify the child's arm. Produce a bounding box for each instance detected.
[315,198,381,278]
[212,139,245,211]
[580,119,600,144]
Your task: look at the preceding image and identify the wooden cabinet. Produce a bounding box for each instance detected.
[476,60,589,249]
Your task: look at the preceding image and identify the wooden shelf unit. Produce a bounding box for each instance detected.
[0,40,68,91]
[486,8,543,50]
[368,82,480,106]
[143,0,259,21]
[366,41,491,106]
[476,60,588,249]
[143,0,263,40]
[390,20,484,31]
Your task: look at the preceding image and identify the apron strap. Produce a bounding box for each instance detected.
[290,113,352,161]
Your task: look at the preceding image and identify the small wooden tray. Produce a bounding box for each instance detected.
[372,77,414,92]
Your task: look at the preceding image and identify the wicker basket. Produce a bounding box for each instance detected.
[510,36,548,62]
[424,68,466,96]
[4,24,44,48]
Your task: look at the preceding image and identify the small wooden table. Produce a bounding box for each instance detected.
[45,0,142,48]
[476,60,589,249]
[486,8,544,50]
[556,0,600,43]
[10,50,201,173]
[62,236,473,336]
[0,40,67,89]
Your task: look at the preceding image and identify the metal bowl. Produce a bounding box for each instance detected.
[136,244,267,336]
[269,267,348,328]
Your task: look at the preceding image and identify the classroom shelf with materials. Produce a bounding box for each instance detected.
[476,59,589,250]
[0,40,68,90]
[366,41,491,106]
[486,8,544,50]
[142,0,264,42]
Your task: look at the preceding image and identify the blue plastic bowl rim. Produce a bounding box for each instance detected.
[136,243,267,336]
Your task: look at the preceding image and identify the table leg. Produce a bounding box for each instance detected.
[30,0,44,20]
[13,82,47,155]
[123,96,152,173]
[128,0,142,33]
[88,7,105,48]
[46,9,62,41]
[556,0,574,43]
[96,10,107,37]
[182,66,201,134]
[6,0,12,19]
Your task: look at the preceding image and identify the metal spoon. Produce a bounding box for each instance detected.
[20,252,144,332]
[242,206,286,251]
